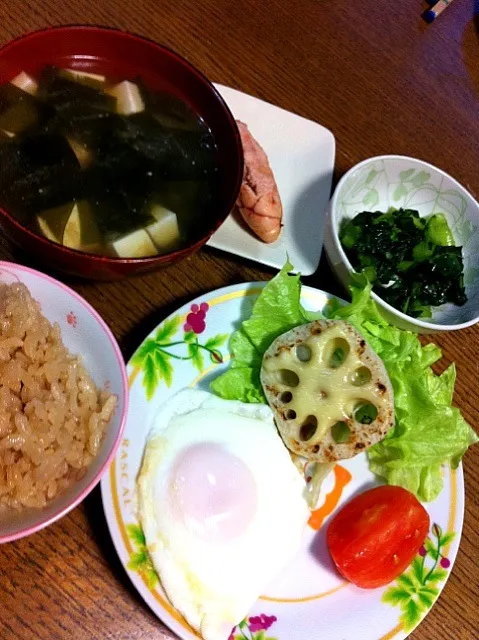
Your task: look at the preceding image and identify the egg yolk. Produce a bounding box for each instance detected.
[169,442,258,543]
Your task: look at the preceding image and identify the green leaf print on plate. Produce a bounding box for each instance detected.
[126,524,159,590]
[130,302,228,400]
[382,523,455,632]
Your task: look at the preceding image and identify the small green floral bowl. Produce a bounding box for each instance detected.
[324,155,479,333]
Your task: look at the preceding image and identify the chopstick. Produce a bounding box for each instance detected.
[424,0,455,22]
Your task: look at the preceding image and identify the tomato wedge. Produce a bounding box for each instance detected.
[326,485,430,588]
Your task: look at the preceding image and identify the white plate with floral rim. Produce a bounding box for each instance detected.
[101,283,464,640]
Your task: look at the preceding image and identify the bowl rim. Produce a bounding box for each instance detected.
[0,260,129,543]
[0,24,244,265]
[330,154,479,331]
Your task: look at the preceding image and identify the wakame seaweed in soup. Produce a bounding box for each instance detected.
[0,67,222,257]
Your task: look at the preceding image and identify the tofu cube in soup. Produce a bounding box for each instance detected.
[111,228,158,258]
[146,205,180,252]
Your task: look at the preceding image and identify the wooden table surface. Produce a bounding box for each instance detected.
[0,1,478,639]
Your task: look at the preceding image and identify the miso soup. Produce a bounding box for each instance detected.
[0,67,221,257]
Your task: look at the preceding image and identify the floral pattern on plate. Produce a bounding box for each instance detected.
[229,614,278,640]
[383,523,455,632]
[101,283,464,640]
[129,302,228,399]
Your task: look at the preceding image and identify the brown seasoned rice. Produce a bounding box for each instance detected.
[0,282,116,510]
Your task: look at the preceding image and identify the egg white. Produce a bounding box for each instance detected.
[137,389,309,640]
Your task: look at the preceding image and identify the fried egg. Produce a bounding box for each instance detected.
[137,389,309,640]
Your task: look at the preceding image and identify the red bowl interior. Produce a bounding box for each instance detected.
[0,26,243,279]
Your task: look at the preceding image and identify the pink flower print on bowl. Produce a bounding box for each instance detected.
[184,302,209,334]
[103,381,119,406]
[67,311,78,328]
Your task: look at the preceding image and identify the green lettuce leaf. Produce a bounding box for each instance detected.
[210,260,308,402]
[241,260,307,351]
[210,264,478,501]
[325,277,477,500]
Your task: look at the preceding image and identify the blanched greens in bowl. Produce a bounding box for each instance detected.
[340,208,467,319]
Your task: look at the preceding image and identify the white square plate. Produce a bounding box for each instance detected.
[207,84,336,275]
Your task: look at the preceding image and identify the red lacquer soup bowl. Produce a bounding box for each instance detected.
[0,26,243,279]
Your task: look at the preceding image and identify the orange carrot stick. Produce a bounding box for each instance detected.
[308,465,352,530]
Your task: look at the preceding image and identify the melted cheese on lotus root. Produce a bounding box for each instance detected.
[137,389,309,640]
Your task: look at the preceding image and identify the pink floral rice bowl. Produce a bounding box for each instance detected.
[0,261,128,543]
